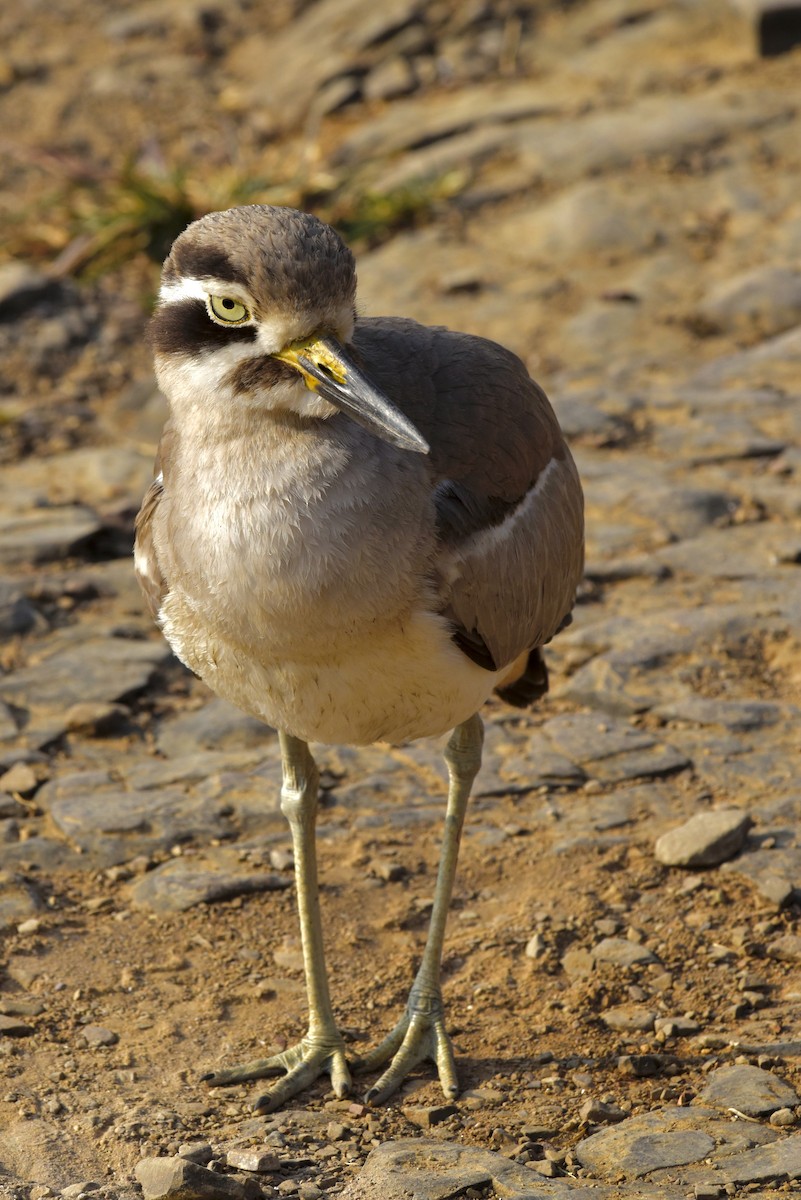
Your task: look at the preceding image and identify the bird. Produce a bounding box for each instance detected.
[134,204,584,1113]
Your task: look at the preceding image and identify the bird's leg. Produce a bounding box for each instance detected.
[355,713,484,1105]
[203,732,350,1112]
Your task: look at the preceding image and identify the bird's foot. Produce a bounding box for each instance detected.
[202,1032,351,1113]
[353,990,458,1106]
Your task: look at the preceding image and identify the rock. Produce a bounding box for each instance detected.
[697,265,801,336]
[552,394,632,446]
[654,809,753,867]
[0,1014,35,1037]
[719,1130,801,1185]
[494,180,663,261]
[540,714,657,763]
[0,507,103,568]
[340,1137,590,1199]
[655,523,801,578]
[0,875,44,930]
[128,855,291,913]
[499,740,587,789]
[561,947,595,978]
[601,1005,656,1032]
[537,714,690,784]
[654,1016,701,1037]
[575,1104,779,1182]
[0,580,40,638]
[617,1054,673,1078]
[593,938,658,968]
[0,633,173,711]
[64,701,132,735]
[230,0,423,135]
[80,1025,118,1047]
[369,857,407,882]
[698,1064,799,1116]
[156,697,272,756]
[576,1111,715,1179]
[689,324,801,388]
[653,698,784,731]
[591,743,691,784]
[177,1142,214,1164]
[0,997,45,1017]
[721,845,801,906]
[225,1148,280,1172]
[767,933,801,961]
[525,933,547,959]
[332,78,558,166]
[135,1156,259,1199]
[402,1104,459,1129]
[0,446,153,509]
[579,1098,627,1124]
[556,658,658,717]
[511,89,788,188]
[637,486,738,539]
[44,782,229,867]
[0,762,39,796]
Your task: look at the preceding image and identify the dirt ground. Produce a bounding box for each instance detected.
[1,0,800,1197]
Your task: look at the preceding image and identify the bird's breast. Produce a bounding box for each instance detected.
[157,427,437,662]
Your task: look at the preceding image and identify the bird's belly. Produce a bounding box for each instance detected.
[160,596,500,745]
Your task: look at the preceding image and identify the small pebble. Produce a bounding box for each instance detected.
[0,1015,34,1037]
[80,1025,119,1047]
[655,809,752,867]
[0,763,38,796]
[601,1004,656,1032]
[225,1149,280,1172]
[402,1103,459,1128]
[64,701,130,735]
[525,933,547,958]
[16,918,42,935]
[369,858,407,882]
[579,1098,627,1124]
[178,1142,214,1164]
[769,1107,797,1127]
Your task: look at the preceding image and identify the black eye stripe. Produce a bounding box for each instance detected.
[148,299,258,355]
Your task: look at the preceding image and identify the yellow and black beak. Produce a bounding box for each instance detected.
[274,336,429,455]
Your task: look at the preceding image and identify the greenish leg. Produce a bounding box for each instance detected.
[203,732,350,1112]
[354,713,484,1105]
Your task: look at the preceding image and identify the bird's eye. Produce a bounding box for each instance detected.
[208,295,251,325]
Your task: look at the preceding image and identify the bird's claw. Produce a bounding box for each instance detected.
[354,992,458,1106]
[202,1033,351,1112]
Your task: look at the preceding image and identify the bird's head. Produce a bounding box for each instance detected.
[149,205,428,453]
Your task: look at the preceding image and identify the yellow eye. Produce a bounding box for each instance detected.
[208,295,250,324]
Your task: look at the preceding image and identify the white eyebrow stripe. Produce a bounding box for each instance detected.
[159,278,209,304]
[158,277,251,305]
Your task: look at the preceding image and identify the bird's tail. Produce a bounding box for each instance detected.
[495,646,549,708]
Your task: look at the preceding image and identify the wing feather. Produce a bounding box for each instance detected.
[133,429,172,622]
[352,317,585,672]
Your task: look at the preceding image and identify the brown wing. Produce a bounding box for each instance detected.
[133,430,171,622]
[352,317,585,672]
